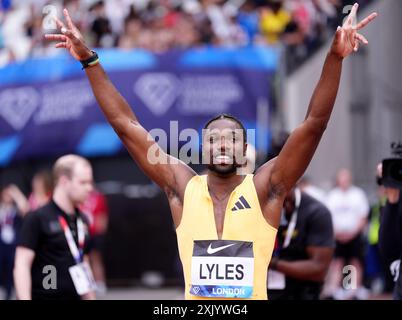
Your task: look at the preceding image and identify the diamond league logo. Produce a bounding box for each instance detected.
[134,73,180,116]
[192,286,200,295]
[0,87,40,130]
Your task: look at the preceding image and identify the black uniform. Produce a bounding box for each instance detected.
[379,198,402,300]
[18,200,91,300]
[269,193,335,300]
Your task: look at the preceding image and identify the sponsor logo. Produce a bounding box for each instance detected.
[231,196,251,211]
[134,73,179,116]
[207,243,236,255]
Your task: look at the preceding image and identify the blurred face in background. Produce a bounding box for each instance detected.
[59,162,94,206]
[32,171,53,196]
[0,187,13,206]
[336,169,352,191]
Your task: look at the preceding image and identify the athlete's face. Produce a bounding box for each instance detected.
[203,119,247,175]
[64,163,94,205]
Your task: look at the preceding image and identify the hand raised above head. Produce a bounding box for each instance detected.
[330,3,378,59]
[44,8,92,61]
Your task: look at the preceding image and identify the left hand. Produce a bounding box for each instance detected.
[330,3,378,59]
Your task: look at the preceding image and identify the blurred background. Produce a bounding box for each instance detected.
[0,0,401,299]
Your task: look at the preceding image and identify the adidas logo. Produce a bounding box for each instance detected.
[231,196,251,212]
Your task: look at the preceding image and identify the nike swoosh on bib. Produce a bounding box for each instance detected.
[207,243,236,255]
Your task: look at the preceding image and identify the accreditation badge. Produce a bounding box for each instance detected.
[190,240,254,298]
[1,225,15,244]
[69,261,96,296]
[267,270,286,290]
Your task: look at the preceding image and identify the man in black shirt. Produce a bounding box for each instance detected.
[268,187,335,300]
[378,171,402,300]
[14,155,95,300]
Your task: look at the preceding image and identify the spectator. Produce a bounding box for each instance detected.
[79,189,109,295]
[237,0,260,45]
[14,155,95,300]
[28,170,53,211]
[0,185,28,300]
[260,0,291,45]
[298,176,327,204]
[364,164,388,295]
[378,164,402,300]
[268,187,335,300]
[324,168,370,300]
[89,1,113,48]
[0,0,376,69]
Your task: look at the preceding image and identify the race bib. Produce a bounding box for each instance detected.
[190,240,254,298]
[69,261,96,296]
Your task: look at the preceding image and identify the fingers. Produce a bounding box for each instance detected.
[53,16,66,30]
[45,34,67,42]
[345,3,359,26]
[63,8,75,30]
[55,42,67,49]
[60,28,79,44]
[356,33,368,45]
[357,12,378,30]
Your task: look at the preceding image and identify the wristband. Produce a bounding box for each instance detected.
[80,51,99,70]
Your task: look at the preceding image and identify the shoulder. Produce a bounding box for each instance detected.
[24,203,53,221]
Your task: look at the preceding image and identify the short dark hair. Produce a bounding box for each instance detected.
[204,114,247,143]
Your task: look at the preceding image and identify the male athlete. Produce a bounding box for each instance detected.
[46,4,377,300]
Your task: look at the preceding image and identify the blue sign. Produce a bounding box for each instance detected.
[0,47,279,166]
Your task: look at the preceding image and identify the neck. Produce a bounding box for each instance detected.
[53,187,75,215]
[207,170,246,194]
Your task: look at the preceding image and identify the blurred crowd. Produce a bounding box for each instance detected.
[0,0,373,69]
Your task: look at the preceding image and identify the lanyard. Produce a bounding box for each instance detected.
[59,215,85,264]
[283,188,301,249]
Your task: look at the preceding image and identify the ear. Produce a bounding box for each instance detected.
[58,175,69,186]
[243,142,248,156]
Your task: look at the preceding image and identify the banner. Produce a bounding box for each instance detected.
[0,47,279,166]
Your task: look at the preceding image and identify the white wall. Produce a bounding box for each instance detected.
[283,0,402,197]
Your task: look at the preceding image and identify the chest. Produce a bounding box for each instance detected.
[40,217,89,253]
[210,196,231,239]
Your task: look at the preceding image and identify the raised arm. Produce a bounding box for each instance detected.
[255,4,377,221]
[45,10,195,219]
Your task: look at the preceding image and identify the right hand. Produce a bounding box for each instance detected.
[45,8,93,61]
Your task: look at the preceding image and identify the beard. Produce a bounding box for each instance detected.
[207,162,239,175]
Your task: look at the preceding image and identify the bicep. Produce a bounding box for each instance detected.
[267,120,325,194]
[15,247,35,268]
[19,213,40,251]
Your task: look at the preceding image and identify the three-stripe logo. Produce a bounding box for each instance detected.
[231,196,251,212]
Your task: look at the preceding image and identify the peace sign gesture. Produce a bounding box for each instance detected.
[45,9,93,61]
[331,3,378,59]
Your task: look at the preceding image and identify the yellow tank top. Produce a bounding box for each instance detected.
[176,174,277,300]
